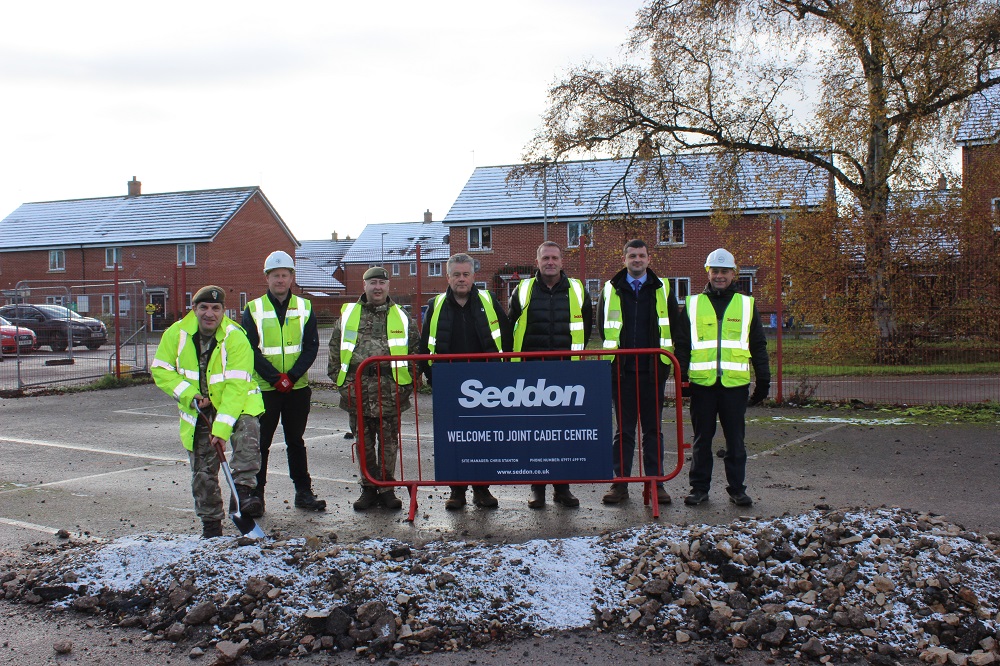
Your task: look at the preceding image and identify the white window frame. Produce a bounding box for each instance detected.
[567,222,594,248]
[49,249,65,272]
[657,218,685,245]
[667,277,690,303]
[45,295,65,306]
[105,247,123,269]
[240,292,248,310]
[737,269,756,296]
[585,278,601,300]
[177,243,196,266]
[185,292,192,310]
[474,281,488,291]
[428,262,443,277]
[409,262,417,276]
[468,226,492,251]
[392,263,400,276]
[102,295,113,314]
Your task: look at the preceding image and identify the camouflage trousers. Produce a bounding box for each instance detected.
[188,414,261,521]
[349,412,400,488]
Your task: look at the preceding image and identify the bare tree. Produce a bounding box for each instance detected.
[525,0,1000,361]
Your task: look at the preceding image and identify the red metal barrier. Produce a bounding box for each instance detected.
[350,348,687,522]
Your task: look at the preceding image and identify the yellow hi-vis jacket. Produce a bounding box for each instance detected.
[425,290,502,364]
[686,293,753,387]
[335,301,413,386]
[511,277,586,360]
[246,294,311,390]
[151,311,264,450]
[600,279,673,363]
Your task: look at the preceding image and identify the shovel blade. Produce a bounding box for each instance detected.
[230,512,267,539]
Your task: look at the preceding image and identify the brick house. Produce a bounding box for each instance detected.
[338,211,450,317]
[956,69,1000,226]
[442,155,830,313]
[0,178,298,330]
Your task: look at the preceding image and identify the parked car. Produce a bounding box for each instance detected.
[0,304,108,352]
[0,315,38,355]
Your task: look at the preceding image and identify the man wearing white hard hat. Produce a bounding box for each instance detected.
[242,250,326,512]
[675,248,770,508]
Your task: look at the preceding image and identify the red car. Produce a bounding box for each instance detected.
[0,315,38,355]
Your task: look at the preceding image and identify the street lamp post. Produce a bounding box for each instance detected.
[541,157,549,242]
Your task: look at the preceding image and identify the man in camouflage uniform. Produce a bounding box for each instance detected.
[152,285,264,538]
[327,266,420,511]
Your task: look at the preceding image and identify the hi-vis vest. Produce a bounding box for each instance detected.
[511,277,586,361]
[601,279,673,363]
[686,293,753,387]
[247,294,311,390]
[425,290,502,365]
[151,312,264,451]
[335,301,412,386]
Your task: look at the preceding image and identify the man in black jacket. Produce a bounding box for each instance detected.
[675,248,770,507]
[508,241,593,508]
[419,254,512,510]
[597,239,685,506]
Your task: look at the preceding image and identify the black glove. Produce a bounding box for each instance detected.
[680,381,691,398]
[748,383,770,406]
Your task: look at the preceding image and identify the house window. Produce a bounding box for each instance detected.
[102,294,129,315]
[567,222,593,248]
[409,262,417,276]
[585,278,601,302]
[468,226,492,251]
[45,295,65,305]
[102,295,113,314]
[668,278,690,303]
[657,218,684,245]
[185,292,192,310]
[428,262,443,277]
[105,247,123,269]
[240,292,248,310]
[49,250,65,272]
[474,281,488,291]
[392,263,400,276]
[177,244,196,266]
[992,198,1000,232]
[737,270,756,295]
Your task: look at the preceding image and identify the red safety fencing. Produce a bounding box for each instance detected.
[348,349,687,522]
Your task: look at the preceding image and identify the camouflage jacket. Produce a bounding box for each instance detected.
[327,297,420,417]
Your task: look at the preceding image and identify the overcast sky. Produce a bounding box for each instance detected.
[0,0,645,242]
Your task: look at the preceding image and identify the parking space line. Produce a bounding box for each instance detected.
[0,516,63,535]
[750,423,847,459]
[0,436,186,462]
[0,463,186,495]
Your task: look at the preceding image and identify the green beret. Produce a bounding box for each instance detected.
[363,266,390,281]
[192,285,226,305]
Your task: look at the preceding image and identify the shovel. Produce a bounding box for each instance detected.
[194,403,267,539]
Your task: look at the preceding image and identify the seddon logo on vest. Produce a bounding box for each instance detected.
[458,379,585,408]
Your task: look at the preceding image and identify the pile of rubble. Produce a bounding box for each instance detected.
[2,507,999,664]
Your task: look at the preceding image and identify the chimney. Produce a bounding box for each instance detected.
[127,176,141,197]
[423,209,432,223]
[937,174,947,191]
[331,231,338,241]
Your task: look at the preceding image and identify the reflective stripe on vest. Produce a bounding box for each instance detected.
[426,290,502,365]
[686,293,753,387]
[336,302,413,386]
[248,295,311,390]
[600,279,673,362]
[511,277,586,361]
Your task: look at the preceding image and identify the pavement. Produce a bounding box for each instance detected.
[0,384,998,664]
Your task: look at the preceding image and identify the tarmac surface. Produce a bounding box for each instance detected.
[1,383,998,664]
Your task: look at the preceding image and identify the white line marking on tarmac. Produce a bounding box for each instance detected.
[114,405,178,417]
[0,463,186,495]
[0,516,61,535]
[750,423,847,459]
[0,437,186,462]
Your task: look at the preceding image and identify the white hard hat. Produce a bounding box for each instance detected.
[264,250,295,274]
[705,248,737,270]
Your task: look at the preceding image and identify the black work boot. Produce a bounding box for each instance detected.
[234,485,264,518]
[445,486,467,511]
[201,519,223,539]
[353,486,379,511]
[294,487,327,512]
[527,484,546,509]
[552,484,580,507]
[253,486,266,514]
[379,488,403,510]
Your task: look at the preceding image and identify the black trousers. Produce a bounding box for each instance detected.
[611,370,666,480]
[256,386,312,492]
[688,382,749,495]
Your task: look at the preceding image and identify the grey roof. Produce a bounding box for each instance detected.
[341,221,450,264]
[294,238,354,290]
[294,255,346,291]
[955,71,1000,145]
[443,154,829,225]
[0,186,295,250]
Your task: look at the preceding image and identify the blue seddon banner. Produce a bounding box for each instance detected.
[432,360,612,483]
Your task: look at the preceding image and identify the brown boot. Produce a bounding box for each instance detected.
[379,488,403,510]
[527,484,546,509]
[201,520,223,539]
[552,484,580,507]
[353,487,379,511]
[445,486,467,510]
[472,486,498,508]
[602,483,629,505]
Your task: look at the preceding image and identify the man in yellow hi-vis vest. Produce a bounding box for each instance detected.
[597,239,685,506]
[676,248,770,508]
[243,250,325,513]
[327,266,420,511]
[508,241,593,509]
[418,253,512,511]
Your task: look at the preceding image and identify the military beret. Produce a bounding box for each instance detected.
[363,266,390,281]
[192,285,226,305]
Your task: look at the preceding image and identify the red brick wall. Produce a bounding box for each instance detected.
[341,262,449,309]
[963,143,1000,219]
